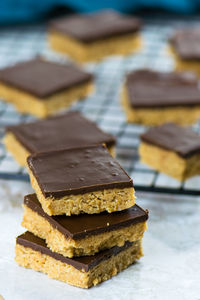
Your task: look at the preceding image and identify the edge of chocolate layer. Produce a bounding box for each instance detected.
[16,231,134,272]
[140,122,200,158]
[24,194,148,240]
[5,111,116,153]
[49,11,142,43]
[27,145,133,198]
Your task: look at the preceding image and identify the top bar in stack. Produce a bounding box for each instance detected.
[27,145,135,216]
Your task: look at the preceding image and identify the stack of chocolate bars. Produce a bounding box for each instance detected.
[12,114,148,288]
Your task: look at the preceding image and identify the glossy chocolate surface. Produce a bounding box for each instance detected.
[27,145,133,198]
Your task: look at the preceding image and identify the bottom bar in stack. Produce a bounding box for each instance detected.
[15,194,148,288]
[16,232,143,288]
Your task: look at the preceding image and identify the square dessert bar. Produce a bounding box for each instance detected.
[27,145,135,216]
[122,69,200,125]
[16,231,143,288]
[0,59,93,117]
[170,28,200,76]
[139,123,200,181]
[49,11,142,62]
[4,111,115,166]
[22,194,148,257]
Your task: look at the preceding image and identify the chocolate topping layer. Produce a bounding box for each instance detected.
[27,145,133,198]
[16,231,133,272]
[24,194,148,240]
[170,28,200,60]
[49,11,141,43]
[141,123,200,158]
[6,111,115,153]
[0,59,93,98]
[125,69,200,108]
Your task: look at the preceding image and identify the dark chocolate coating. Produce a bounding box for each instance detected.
[6,111,115,153]
[27,145,133,198]
[141,122,200,158]
[49,11,141,43]
[170,28,200,60]
[24,194,148,240]
[125,69,200,108]
[16,231,133,272]
[0,59,93,98]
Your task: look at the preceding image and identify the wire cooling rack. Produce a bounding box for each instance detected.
[1,16,200,196]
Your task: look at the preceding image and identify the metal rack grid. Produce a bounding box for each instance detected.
[0,16,200,196]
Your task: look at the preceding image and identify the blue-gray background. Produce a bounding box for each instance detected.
[1,0,200,24]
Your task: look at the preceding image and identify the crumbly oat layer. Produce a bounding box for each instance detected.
[4,132,115,167]
[139,141,200,181]
[49,31,142,62]
[122,85,200,125]
[0,81,93,118]
[15,240,143,288]
[29,169,135,216]
[22,205,147,257]
[169,46,200,76]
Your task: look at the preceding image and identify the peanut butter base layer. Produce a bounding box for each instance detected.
[22,204,147,257]
[29,169,135,216]
[139,141,200,181]
[49,31,142,62]
[15,237,142,288]
[0,81,93,118]
[4,132,115,167]
[122,85,200,125]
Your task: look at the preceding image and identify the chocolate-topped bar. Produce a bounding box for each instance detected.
[48,11,142,62]
[4,111,115,166]
[0,58,93,117]
[170,28,200,76]
[27,144,135,216]
[22,193,148,257]
[50,11,141,43]
[139,123,200,181]
[170,28,200,61]
[16,231,143,288]
[122,69,200,125]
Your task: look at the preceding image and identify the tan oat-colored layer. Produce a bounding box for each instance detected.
[49,31,142,62]
[22,205,147,257]
[169,46,200,76]
[4,132,115,167]
[15,240,143,288]
[139,141,200,181]
[0,81,93,118]
[122,84,200,125]
[28,169,135,216]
